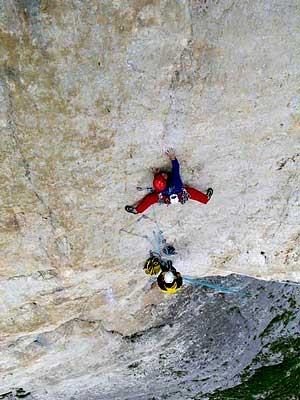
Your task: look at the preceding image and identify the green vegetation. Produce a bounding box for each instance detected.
[288,297,297,309]
[205,337,300,400]
[259,309,296,338]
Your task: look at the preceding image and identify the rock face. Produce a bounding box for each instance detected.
[1,276,300,400]
[0,0,299,399]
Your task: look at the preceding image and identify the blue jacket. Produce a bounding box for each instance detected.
[162,159,184,196]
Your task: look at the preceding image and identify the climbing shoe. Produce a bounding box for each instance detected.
[206,188,213,200]
[125,205,137,214]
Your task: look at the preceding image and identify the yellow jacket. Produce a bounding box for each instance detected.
[157,270,183,294]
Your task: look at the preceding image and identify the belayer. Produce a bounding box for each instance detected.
[125,148,213,214]
[144,247,183,294]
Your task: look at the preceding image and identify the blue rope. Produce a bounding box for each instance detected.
[120,228,157,249]
[119,214,157,248]
[156,230,165,255]
[150,207,166,255]
[120,209,165,254]
[152,230,160,254]
[183,277,252,296]
[152,206,162,233]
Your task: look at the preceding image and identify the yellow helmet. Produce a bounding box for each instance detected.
[143,257,162,276]
[157,270,183,294]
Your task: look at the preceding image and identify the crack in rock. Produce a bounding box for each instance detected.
[277,153,300,170]
[2,75,72,266]
[187,0,194,40]
[97,321,171,342]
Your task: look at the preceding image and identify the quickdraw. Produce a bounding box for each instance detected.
[180,188,190,204]
[158,189,190,206]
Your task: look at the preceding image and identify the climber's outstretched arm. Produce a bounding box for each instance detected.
[165,148,183,192]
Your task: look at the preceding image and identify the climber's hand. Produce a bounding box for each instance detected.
[165,148,176,160]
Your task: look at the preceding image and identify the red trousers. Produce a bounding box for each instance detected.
[135,187,209,214]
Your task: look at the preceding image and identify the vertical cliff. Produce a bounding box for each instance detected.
[0,1,299,399]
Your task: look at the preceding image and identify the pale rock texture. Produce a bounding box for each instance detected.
[0,0,299,399]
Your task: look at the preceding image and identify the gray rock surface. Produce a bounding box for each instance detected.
[2,275,299,399]
[0,0,300,398]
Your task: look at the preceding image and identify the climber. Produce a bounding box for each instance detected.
[157,260,183,294]
[143,255,162,276]
[125,148,213,214]
[144,256,183,294]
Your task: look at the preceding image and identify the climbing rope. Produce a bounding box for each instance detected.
[119,207,166,256]
[183,276,252,297]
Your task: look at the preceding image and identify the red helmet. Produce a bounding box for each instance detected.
[153,174,167,192]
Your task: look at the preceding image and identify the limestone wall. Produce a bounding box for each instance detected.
[0,0,299,398]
